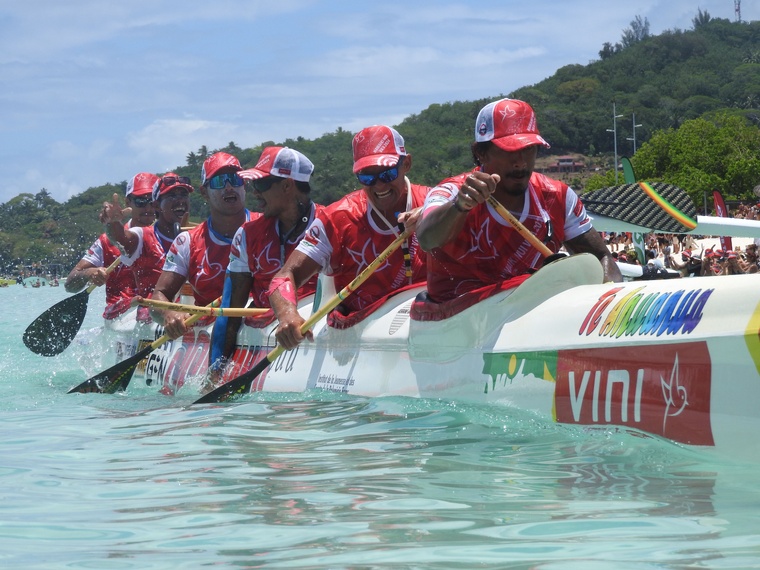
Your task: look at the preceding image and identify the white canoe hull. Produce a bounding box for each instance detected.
[127,254,760,459]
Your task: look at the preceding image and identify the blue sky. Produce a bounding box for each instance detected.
[0,1,756,204]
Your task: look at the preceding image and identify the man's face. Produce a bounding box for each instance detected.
[202,171,245,215]
[127,194,157,227]
[158,188,190,225]
[478,144,538,196]
[358,156,411,216]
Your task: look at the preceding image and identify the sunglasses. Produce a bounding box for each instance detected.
[207,172,244,190]
[356,158,404,187]
[131,195,153,207]
[160,175,192,188]
[251,176,285,193]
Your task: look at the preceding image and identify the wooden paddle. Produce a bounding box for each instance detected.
[132,296,270,318]
[193,228,414,405]
[486,196,554,258]
[23,258,121,357]
[68,297,221,394]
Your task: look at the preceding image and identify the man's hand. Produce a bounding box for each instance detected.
[99,193,132,225]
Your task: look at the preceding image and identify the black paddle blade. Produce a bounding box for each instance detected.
[68,346,153,394]
[192,356,271,405]
[582,182,697,233]
[23,290,90,356]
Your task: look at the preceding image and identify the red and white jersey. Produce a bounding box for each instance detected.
[121,225,175,298]
[229,204,324,307]
[163,216,250,306]
[422,170,591,302]
[295,181,429,312]
[82,231,135,308]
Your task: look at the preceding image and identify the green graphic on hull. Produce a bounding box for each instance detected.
[482,351,558,393]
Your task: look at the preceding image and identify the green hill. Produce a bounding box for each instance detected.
[2,13,759,276]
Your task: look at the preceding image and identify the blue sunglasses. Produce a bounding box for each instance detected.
[356,158,404,187]
[207,172,244,190]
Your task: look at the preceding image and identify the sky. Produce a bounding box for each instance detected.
[1,0,756,205]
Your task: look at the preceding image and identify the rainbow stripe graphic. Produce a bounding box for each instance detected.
[638,182,698,230]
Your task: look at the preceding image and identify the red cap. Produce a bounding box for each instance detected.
[151,172,194,202]
[201,152,241,185]
[475,98,551,152]
[352,125,407,173]
[126,172,160,198]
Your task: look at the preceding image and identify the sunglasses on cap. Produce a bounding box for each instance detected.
[131,195,153,207]
[356,158,404,187]
[160,175,192,188]
[207,172,244,190]
[250,176,285,193]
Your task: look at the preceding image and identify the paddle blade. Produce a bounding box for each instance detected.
[582,182,697,233]
[192,356,272,404]
[23,290,90,356]
[68,346,153,394]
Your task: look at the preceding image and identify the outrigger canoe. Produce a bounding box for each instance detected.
[117,252,760,461]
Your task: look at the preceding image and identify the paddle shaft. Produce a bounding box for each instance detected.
[133,296,270,318]
[486,196,553,258]
[193,228,414,404]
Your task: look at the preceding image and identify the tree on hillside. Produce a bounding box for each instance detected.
[621,16,651,48]
[692,9,712,30]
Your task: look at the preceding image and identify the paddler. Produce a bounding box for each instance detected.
[268,125,431,350]
[99,173,193,321]
[65,172,159,320]
[415,98,622,303]
[148,152,253,339]
[207,147,325,385]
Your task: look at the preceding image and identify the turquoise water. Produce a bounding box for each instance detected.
[1,285,759,569]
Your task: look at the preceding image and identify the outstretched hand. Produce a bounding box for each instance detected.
[99,193,132,225]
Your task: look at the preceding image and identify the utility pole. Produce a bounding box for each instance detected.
[606,102,623,183]
[626,113,643,154]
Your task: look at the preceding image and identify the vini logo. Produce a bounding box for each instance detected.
[554,343,714,445]
[482,342,715,446]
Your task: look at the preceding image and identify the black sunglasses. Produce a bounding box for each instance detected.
[251,176,285,193]
[131,195,153,207]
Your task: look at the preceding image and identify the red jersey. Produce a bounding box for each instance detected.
[422,170,591,302]
[163,214,251,306]
[121,225,174,298]
[295,181,429,313]
[82,232,136,318]
[228,203,324,307]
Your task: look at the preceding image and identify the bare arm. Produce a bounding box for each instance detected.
[565,228,623,283]
[65,259,105,293]
[269,251,322,350]
[416,171,498,251]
